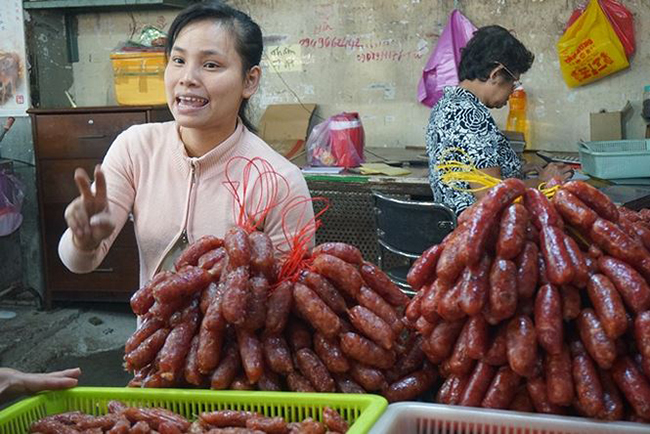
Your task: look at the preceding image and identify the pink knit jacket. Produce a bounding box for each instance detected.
[58,121,314,286]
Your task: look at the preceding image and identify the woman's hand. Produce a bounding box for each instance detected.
[0,367,81,402]
[539,162,574,183]
[64,165,115,251]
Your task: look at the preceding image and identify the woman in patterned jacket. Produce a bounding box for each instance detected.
[426,25,572,215]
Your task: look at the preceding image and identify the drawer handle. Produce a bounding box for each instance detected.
[93,267,114,273]
[79,134,107,140]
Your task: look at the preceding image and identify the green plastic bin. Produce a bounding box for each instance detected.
[579,139,650,179]
[0,387,387,434]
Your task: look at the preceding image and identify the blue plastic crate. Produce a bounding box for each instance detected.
[579,139,650,179]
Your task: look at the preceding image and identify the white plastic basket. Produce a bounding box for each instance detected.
[578,139,650,179]
[367,403,649,434]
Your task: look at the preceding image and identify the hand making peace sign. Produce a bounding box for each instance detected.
[63,165,116,251]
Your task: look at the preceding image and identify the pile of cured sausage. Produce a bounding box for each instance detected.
[29,400,349,433]
[405,179,650,422]
[124,225,434,401]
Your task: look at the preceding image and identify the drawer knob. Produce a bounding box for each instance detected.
[88,119,94,125]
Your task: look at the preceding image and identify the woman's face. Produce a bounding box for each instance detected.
[484,66,519,109]
[164,19,259,132]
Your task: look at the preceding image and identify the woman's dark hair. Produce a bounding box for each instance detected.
[458,25,534,83]
[166,1,263,132]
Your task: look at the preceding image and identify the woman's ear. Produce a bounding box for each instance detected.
[242,66,261,99]
[487,66,502,84]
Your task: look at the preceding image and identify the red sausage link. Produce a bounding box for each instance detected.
[459,255,491,316]
[124,328,169,371]
[262,334,293,375]
[407,243,443,290]
[465,315,488,360]
[540,226,575,286]
[312,242,363,265]
[534,284,563,355]
[563,235,589,288]
[598,368,625,421]
[587,274,628,339]
[436,228,469,284]
[488,258,518,322]
[197,291,227,374]
[481,366,521,409]
[265,281,293,335]
[241,276,268,332]
[183,334,204,386]
[437,374,468,405]
[334,374,366,394]
[384,367,436,402]
[496,203,528,260]
[612,357,650,420]
[340,332,396,369]
[224,226,251,269]
[296,348,336,392]
[210,344,241,390]
[438,277,466,321]
[125,317,164,354]
[220,267,250,326]
[458,361,495,407]
[175,235,223,270]
[293,282,341,339]
[590,218,650,268]
[311,253,364,298]
[447,324,475,376]
[635,312,650,373]
[515,242,539,299]
[405,285,425,322]
[598,255,650,313]
[286,372,315,392]
[131,271,173,316]
[349,363,387,392]
[198,246,226,273]
[552,189,598,230]
[577,308,617,369]
[560,285,581,321]
[248,231,275,280]
[360,261,410,306]
[483,324,508,366]
[420,278,449,323]
[299,270,347,316]
[313,332,350,374]
[236,328,263,384]
[153,266,212,304]
[158,301,200,382]
[524,187,563,230]
[348,305,395,350]
[509,386,534,412]
[563,181,619,222]
[465,179,526,265]
[506,315,538,377]
[545,345,574,406]
[357,286,403,335]
[526,377,565,414]
[424,320,465,363]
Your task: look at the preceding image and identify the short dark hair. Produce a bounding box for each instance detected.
[166,1,263,132]
[458,25,534,83]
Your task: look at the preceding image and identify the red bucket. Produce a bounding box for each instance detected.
[329,112,365,168]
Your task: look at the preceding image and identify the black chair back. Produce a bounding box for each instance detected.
[372,191,457,258]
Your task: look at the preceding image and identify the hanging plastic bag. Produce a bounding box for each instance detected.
[417,9,477,108]
[306,112,365,168]
[565,0,635,58]
[557,0,629,88]
[0,170,24,236]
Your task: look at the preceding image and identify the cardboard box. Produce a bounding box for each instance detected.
[590,101,632,141]
[258,103,316,159]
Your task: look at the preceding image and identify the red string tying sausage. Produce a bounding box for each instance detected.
[275,196,330,285]
[223,156,290,233]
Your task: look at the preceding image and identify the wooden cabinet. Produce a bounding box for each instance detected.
[29,106,172,305]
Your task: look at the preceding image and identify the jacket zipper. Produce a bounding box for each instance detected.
[153,159,198,273]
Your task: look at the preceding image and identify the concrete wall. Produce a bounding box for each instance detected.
[67,0,650,151]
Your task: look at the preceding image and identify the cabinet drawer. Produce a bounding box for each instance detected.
[39,159,98,204]
[35,111,147,159]
[46,245,140,298]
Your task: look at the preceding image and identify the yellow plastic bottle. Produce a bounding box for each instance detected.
[506,87,529,147]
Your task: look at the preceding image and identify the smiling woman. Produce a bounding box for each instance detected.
[57,1,314,289]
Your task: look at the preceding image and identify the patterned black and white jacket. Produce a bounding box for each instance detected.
[426,86,522,215]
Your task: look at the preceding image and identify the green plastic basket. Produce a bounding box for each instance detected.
[0,387,387,434]
[579,139,650,179]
